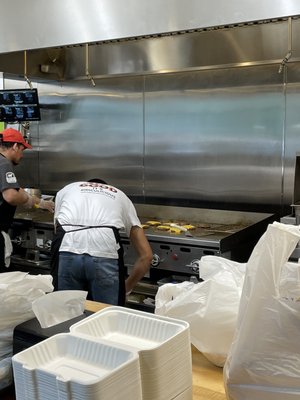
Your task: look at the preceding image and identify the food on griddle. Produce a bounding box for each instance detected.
[169,227,182,234]
[182,224,196,230]
[146,220,161,226]
[141,224,150,229]
[156,225,171,231]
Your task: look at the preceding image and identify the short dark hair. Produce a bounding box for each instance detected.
[88,178,107,184]
[0,139,16,149]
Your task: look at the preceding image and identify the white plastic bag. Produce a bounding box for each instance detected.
[0,272,53,390]
[32,290,88,328]
[155,256,246,367]
[224,222,300,400]
[279,261,300,300]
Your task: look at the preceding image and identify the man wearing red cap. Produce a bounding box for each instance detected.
[0,127,54,271]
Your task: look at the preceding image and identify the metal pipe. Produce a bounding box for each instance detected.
[85,44,96,87]
[278,17,292,74]
[24,50,33,89]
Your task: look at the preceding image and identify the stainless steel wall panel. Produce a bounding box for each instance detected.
[4,77,145,196]
[39,78,144,195]
[4,64,300,213]
[1,0,300,54]
[144,66,285,208]
[283,80,300,209]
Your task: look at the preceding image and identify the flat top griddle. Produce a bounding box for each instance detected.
[13,204,274,251]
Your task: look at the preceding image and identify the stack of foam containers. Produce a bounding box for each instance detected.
[70,307,193,400]
[12,334,142,400]
[12,306,192,400]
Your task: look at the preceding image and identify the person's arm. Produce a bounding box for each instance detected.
[2,187,54,212]
[2,187,37,206]
[125,226,153,295]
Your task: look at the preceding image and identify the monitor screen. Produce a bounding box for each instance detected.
[0,88,41,122]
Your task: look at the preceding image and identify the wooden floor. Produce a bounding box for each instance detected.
[192,346,226,400]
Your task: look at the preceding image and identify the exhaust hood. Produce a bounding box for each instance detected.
[0,0,300,54]
[0,1,300,81]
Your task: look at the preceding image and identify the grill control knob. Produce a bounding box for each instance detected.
[151,254,160,267]
[11,236,23,246]
[188,259,201,274]
[44,240,52,250]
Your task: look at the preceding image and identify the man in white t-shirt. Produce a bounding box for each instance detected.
[52,179,153,305]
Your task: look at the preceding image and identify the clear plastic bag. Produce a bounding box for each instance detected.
[155,256,246,367]
[224,222,300,400]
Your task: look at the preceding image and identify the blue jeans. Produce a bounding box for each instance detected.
[58,252,119,305]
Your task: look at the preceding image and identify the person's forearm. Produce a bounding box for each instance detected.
[3,188,54,212]
[3,188,42,208]
[126,225,153,294]
[125,256,151,294]
[3,188,35,206]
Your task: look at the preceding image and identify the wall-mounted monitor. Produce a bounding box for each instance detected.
[0,88,41,122]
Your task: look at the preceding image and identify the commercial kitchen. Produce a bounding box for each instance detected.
[1,1,300,399]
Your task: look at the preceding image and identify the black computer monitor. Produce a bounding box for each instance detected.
[0,88,41,122]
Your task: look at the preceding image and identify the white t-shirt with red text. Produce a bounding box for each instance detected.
[55,181,141,258]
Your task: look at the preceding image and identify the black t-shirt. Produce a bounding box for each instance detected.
[0,154,20,231]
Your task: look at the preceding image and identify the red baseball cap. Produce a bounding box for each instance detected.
[0,128,32,149]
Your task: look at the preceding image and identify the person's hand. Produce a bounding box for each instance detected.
[24,194,39,209]
[38,199,55,213]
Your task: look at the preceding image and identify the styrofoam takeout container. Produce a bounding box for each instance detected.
[70,306,193,400]
[70,306,189,349]
[12,333,142,400]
